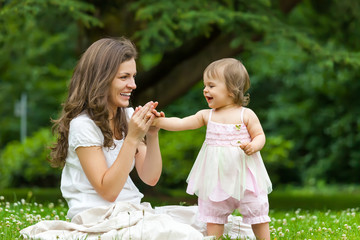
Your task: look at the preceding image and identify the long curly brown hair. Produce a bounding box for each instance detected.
[50,37,138,168]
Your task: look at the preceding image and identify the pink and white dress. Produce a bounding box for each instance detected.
[186,108,272,202]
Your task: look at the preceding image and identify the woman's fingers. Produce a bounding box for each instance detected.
[128,101,164,140]
[134,105,142,113]
[135,102,152,119]
[152,101,159,108]
[132,101,161,126]
[133,102,153,121]
[144,112,155,128]
[135,101,162,117]
[131,102,155,128]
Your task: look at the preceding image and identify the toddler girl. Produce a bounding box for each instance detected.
[154,58,272,239]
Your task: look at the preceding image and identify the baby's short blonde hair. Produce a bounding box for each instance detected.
[204,58,250,106]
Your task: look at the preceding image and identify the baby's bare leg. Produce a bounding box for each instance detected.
[207,222,224,238]
[251,222,270,240]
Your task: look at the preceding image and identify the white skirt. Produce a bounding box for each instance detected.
[186,143,272,201]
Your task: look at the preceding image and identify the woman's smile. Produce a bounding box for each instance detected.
[120,92,132,99]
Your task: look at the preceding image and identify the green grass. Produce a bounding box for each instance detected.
[224,208,360,239]
[1,195,360,239]
[1,186,360,239]
[0,196,69,239]
[267,208,360,240]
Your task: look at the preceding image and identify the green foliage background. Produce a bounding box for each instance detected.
[0,0,102,146]
[0,128,59,188]
[0,0,359,190]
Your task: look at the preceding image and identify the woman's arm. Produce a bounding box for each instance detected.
[77,102,156,202]
[153,109,207,131]
[240,108,266,155]
[134,130,162,186]
[134,108,209,185]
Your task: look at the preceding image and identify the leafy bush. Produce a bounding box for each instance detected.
[0,128,60,189]
[261,135,295,185]
[158,128,206,188]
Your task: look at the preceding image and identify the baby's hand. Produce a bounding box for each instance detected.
[151,111,165,127]
[149,102,165,131]
[152,108,165,118]
[240,142,256,156]
[145,101,163,118]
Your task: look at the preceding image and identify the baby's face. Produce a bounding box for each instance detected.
[203,74,234,109]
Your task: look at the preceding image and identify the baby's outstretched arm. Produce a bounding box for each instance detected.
[240,109,266,155]
[153,110,206,131]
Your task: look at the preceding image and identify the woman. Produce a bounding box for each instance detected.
[50,37,163,219]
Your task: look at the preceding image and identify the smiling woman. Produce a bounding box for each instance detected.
[46,37,163,216]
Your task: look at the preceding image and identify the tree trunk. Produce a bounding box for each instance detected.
[133,34,244,108]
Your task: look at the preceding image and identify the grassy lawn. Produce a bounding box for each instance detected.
[0,196,69,239]
[266,208,360,240]
[1,196,359,239]
[1,186,360,239]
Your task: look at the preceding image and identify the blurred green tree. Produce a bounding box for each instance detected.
[0,0,102,147]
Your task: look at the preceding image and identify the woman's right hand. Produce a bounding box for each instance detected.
[127,101,155,142]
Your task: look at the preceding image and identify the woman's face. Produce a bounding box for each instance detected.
[108,58,137,113]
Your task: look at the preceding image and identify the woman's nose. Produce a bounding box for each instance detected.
[128,77,137,89]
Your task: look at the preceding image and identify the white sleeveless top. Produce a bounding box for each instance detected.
[60,108,143,219]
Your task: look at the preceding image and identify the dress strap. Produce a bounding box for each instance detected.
[208,109,213,121]
[240,107,245,123]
